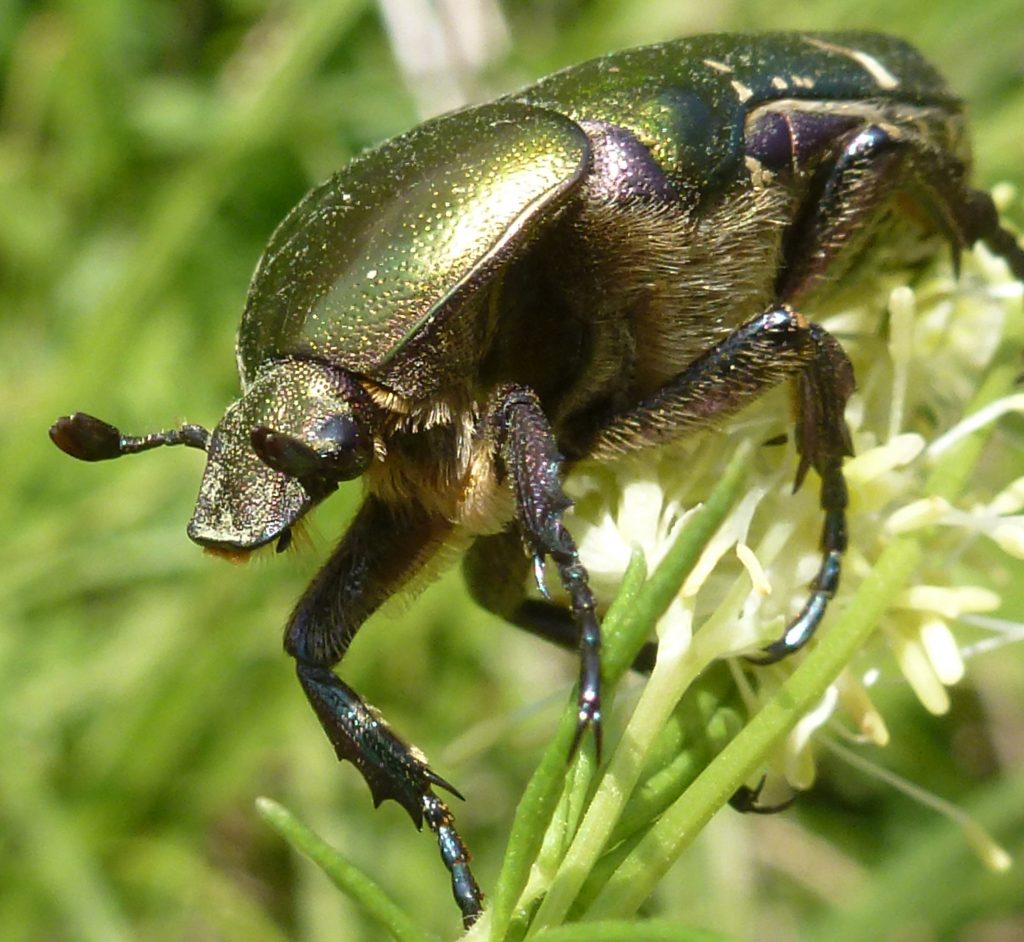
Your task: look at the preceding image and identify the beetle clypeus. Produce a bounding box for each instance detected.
[51,32,1024,927]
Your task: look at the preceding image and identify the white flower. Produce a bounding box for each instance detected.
[557,199,1023,866]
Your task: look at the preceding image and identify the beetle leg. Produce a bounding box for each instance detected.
[464,530,658,672]
[955,187,1024,281]
[465,533,784,811]
[492,385,603,759]
[583,307,828,456]
[581,306,854,662]
[750,323,853,662]
[778,123,1024,301]
[284,496,482,927]
[728,776,795,815]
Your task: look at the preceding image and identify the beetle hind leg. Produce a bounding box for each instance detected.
[956,186,1024,281]
[750,324,854,662]
[777,122,1024,301]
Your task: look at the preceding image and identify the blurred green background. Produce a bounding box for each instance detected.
[3,1,1022,940]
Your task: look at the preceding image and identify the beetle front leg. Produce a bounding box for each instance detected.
[492,386,603,758]
[284,496,482,927]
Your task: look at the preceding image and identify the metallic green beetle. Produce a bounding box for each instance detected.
[51,32,1024,926]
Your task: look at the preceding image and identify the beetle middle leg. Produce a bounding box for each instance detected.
[284,496,483,926]
[472,308,853,668]
[464,531,783,812]
[577,305,854,662]
[490,385,604,757]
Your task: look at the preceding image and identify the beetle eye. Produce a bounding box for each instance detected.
[250,414,372,495]
[313,414,374,478]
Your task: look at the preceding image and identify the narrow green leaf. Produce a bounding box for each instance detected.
[255,797,437,942]
[487,553,647,941]
[532,919,742,942]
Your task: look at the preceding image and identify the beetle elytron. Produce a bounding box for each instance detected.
[51,32,1024,926]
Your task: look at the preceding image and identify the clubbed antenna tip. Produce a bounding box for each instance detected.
[49,412,209,461]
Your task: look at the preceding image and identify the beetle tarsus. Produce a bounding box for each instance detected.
[750,547,841,664]
[729,776,796,814]
[422,793,483,928]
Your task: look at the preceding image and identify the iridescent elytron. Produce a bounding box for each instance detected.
[51,32,1024,926]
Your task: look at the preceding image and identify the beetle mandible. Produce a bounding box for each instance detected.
[50,31,1024,927]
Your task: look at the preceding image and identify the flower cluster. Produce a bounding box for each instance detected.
[558,201,1023,866]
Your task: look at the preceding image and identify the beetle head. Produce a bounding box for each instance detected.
[188,359,375,555]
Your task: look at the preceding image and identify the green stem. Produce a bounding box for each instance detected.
[526,445,754,932]
[484,553,648,942]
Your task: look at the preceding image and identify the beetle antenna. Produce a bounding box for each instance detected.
[50,412,210,462]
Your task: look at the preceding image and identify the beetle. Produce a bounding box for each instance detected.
[50,31,1024,927]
